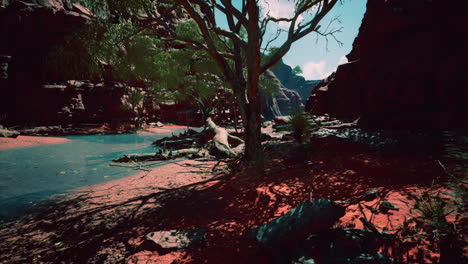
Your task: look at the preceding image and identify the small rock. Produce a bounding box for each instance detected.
[145,228,206,249]
[360,189,379,202]
[379,200,398,214]
[293,256,316,264]
[273,116,290,126]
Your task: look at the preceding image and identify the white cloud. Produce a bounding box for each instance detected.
[301,60,330,80]
[300,56,349,80]
[259,0,304,29]
[337,55,348,65]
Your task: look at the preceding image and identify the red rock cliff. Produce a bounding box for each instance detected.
[306,0,468,129]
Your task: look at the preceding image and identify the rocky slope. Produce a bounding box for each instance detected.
[261,70,302,120]
[271,59,321,103]
[306,0,468,129]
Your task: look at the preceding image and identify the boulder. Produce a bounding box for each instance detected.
[249,199,345,247]
[145,228,206,249]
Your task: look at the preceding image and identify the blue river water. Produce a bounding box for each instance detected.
[0,129,191,221]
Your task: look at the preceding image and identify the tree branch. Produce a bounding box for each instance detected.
[260,0,339,73]
[181,0,237,83]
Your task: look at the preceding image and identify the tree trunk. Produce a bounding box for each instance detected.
[234,84,262,164]
[243,85,263,163]
[243,0,263,164]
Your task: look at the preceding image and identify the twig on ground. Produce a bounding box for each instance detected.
[359,217,380,235]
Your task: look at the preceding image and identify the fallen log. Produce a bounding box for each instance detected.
[249,199,345,247]
[114,118,243,163]
[154,138,198,150]
[113,153,159,162]
[113,148,206,162]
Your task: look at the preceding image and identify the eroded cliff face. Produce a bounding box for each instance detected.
[261,70,302,120]
[307,0,468,129]
[0,0,95,125]
[0,0,93,83]
[0,1,160,126]
[272,59,321,104]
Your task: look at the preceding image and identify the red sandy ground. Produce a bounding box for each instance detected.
[0,135,71,150]
[0,144,465,263]
[139,125,193,134]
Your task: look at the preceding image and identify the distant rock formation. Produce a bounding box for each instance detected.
[0,1,160,126]
[306,0,468,129]
[0,0,96,125]
[0,0,93,83]
[271,59,321,103]
[261,70,302,120]
[2,81,157,125]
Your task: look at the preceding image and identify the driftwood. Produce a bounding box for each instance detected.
[160,138,197,150]
[113,148,207,162]
[114,118,244,163]
[206,117,244,157]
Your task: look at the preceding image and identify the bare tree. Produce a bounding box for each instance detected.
[138,0,342,163]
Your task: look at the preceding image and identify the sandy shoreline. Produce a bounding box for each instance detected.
[0,135,71,150]
[0,125,195,151]
[0,158,219,263]
[138,125,194,134]
[70,159,217,209]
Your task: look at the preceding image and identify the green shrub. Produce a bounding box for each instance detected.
[413,192,448,226]
[287,110,317,143]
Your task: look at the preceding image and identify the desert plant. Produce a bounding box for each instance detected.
[413,193,448,226]
[287,110,317,143]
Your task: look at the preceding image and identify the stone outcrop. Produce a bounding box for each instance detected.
[0,0,98,125]
[2,80,157,125]
[0,0,93,83]
[306,0,468,129]
[0,1,161,126]
[261,70,302,120]
[272,59,321,103]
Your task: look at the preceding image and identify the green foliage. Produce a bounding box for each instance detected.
[45,17,226,109]
[292,65,303,75]
[44,23,106,82]
[259,74,280,97]
[75,0,160,19]
[287,110,317,143]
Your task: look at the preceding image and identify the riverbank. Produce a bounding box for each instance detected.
[0,135,71,150]
[0,158,221,264]
[1,140,463,263]
[0,125,194,151]
[138,125,193,134]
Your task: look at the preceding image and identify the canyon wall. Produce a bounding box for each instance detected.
[306,0,468,129]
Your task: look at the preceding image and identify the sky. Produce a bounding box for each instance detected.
[215,0,368,80]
